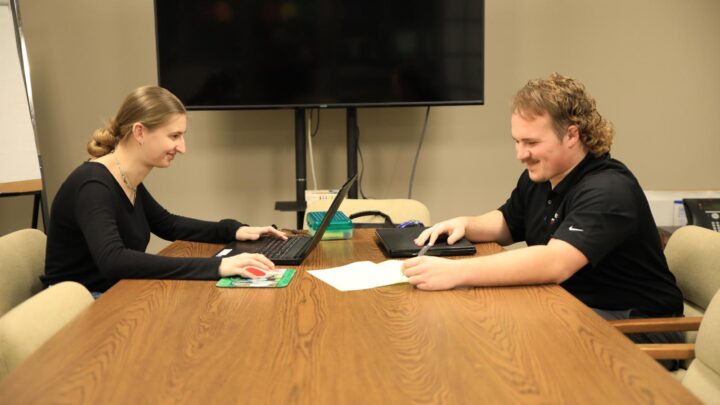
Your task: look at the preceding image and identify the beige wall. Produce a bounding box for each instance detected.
[1,0,719,253]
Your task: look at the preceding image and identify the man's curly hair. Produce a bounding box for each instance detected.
[512,73,614,156]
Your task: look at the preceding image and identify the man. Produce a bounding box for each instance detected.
[402,73,683,366]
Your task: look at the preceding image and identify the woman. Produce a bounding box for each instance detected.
[42,85,285,294]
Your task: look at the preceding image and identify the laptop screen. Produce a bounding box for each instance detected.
[304,174,358,251]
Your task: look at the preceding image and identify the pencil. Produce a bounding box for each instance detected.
[417,244,430,257]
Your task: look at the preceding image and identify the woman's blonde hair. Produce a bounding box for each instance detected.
[87,86,186,157]
[511,73,614,156]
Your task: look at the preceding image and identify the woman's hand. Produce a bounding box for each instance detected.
[235,225,288,241]
[401,256,464,290]
[219,253,276,278]
[414,217,469,246]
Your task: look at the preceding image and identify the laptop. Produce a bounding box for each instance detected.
[375,227,477,258]
[215,174,358,265]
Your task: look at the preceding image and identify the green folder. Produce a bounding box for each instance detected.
[216,269,296,288]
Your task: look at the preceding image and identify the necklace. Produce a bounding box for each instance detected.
[113,150,137,202]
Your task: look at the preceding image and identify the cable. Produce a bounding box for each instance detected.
[407,106,431,198]
[307,111,318,190]
[357,140,370,199]
[354,121,374,199]
[311,108,320,137]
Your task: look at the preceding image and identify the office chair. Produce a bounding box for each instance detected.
[0,281,93,381]
[0,228,46,317]
[609,290,720,403]
[662,225,720,373]
[608,225,720,377]
[665,225,720,320]
[304,198,431,229]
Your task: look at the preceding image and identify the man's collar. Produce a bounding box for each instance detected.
[550,152,609,196]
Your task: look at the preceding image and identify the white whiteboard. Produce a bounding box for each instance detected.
[0,2,41,190]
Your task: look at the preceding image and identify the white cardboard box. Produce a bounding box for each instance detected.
[644,191,720,226]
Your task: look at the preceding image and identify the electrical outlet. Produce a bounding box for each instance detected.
[305,189,338,204]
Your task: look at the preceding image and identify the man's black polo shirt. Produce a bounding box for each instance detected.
[499,153,683,316]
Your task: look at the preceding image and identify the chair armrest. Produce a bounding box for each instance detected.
[608,316,702,333]
[608,316,702,361]
[636,343,695,360]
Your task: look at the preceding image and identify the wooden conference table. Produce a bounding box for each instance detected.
[0,229,698,404]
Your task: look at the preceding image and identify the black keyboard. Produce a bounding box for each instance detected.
[260,236,304,258]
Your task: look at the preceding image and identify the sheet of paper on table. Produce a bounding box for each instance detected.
[308,260,409,291]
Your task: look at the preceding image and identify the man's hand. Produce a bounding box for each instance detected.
[414,217,469,246]
[402,256,464,290]
[235,225,287,241]
[219,253,275,278]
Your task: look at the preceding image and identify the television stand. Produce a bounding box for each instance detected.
[275,107,359,229]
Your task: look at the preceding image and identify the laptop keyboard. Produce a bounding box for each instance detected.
[260,236,304,258]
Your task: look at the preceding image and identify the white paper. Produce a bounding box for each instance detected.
[307,260,409,291]
[215,248,232,257]
[0,6,42,184]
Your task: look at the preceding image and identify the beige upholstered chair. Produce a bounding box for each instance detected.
[664,225,720,352]
[304,198,431,229]
[682,290,720,403]
[0,281,93,380]
[665,225,720,319]
[0,229,46,317]
[609,225,720,377]
[611,290,720,403]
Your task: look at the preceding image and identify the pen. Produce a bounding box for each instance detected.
[417,244,431,257]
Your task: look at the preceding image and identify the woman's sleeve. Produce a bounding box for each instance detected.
[75,181,223,281]
[140,185,246,243]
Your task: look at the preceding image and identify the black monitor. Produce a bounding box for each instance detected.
[154,0,484,110]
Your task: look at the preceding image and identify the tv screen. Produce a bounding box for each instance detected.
[154,0,484,109]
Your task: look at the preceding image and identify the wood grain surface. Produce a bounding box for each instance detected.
[0,230,699,404]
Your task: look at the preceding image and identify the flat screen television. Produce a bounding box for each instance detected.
[154,0,484,110]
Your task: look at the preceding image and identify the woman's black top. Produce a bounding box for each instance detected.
[43,162,243,292]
